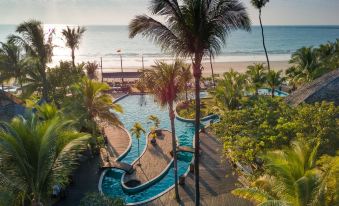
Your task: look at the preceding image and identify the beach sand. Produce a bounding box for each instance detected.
[101,60,290,77]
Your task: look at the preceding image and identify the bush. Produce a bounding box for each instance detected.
[79,192,124,206]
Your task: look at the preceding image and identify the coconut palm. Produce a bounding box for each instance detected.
[0,113,90,205]
[130,122,146,166]
[180,63,192,102]
[246,63,267,95]
[266,70,284,97]
[129,2,250,203]
[0,41,28,90]
[85,61,99,80]
[251,0,270,70]
[213,69,248,110]
[232,140,339,206]
[9,20,54,100]
[141,60,185,201]
[148,115,160,129]
[289,47,319,83]
[61,26,86,67]
[69,78,123,134]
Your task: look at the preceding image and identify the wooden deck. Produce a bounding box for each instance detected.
[124,130,173,184]
[100,148,134,173]
[147,129,252,206]
[103,125,130,159]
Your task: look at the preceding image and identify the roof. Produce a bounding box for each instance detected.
[285,69,339,106]
[102,72,142,79]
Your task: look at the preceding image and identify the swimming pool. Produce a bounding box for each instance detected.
[100,95,213,205]
[258,88,289,97]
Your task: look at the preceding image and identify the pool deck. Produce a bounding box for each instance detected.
[103,124,131,159]
[124,130,173,184]
[146,129,252,206]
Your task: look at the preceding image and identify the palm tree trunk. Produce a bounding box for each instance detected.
[259,10,270,71]
[169,102,180,202]
[72,49,75,68]
[271,87,275,97]
[185,86,188,102]
[193,55,202,206]
[209,52,216,87]
[138,139,140,165]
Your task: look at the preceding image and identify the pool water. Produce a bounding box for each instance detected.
[258,88,289,97]
[101,95,212,205]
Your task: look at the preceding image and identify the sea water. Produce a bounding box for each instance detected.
[0,25,338,68]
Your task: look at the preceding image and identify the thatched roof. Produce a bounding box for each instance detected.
[285,69,339,106]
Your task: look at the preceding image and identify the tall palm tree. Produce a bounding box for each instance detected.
[0,113,90,205]
[251,0,270,70]
[130,122,146,166]
[69,78,123,134]
[129,2,250,203]
[266,70,284,97]
[61,26,86,67]
[0,41,28,90]
[232,140,339,206]
[246,63,267,95]
[9,20,54,100]
[141,60,185,201]
[180,63,193,102]
[213,69,248,110]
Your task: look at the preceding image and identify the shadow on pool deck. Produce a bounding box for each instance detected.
[53,155,101,206]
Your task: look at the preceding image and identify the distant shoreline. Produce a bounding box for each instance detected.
[100,60,290,76]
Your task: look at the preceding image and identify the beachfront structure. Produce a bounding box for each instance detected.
[102,72,142,82]
[285,68,339,106]
[0,90,25,121]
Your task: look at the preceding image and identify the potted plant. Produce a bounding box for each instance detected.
[148,115,161,136]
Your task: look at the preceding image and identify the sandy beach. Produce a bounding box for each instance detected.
[101,60,290,77]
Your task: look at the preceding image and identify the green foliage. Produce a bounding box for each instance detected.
[287,40,339,88]
[212,97,338,165]
[85,61,99,80]
[148,115,160,128]
[233,140,339,206]
[130,122,146,140]
[265,70,284,97]
[0,110,90,205]
[212,69,248,110]
[176,98,213,119]
[48,61,85,104]
[79,192,124,206]
[246,63,267,95]
[66,77,123,134]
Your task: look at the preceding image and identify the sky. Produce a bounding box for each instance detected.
[0,0,338,25]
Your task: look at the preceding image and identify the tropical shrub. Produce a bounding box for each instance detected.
[212,97,338,167]
[79,192,124,206]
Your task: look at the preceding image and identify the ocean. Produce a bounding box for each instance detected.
[0,25,338,68]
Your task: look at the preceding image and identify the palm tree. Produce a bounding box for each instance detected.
[69,78,123,134]
[289,47,319,83]
[246,63,267,95]
[61,26,86,67]
[0,41,28,90]
[129,2,250,203]
[130,122,146,166]
[266,70,284,97]
[213,69,248,110]
[180,63,192,102]
[9,20,54,100]
[251,0,270,70]
[0,113,90,205]
[85,61,99,80]
[141,60,185,201]
[232,140,339,206]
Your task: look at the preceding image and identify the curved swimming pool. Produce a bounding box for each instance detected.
[100,95,212,205]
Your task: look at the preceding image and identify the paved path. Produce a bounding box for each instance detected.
[147,129,252,206]
[103,125,130,158]
[124,130,173,184]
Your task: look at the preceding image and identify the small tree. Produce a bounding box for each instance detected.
[266,70,284,97]
[85,61,99,80]
[130,122,146,166]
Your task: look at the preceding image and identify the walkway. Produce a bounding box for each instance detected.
[147,129,252,206]
[124,130,173,184]
[103,125,130,158]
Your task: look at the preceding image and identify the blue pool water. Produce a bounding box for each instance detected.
[101,95,211,205]
[258,88,289,97]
